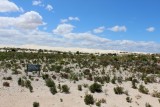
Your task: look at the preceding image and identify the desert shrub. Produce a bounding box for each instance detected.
[29,85,33,92]
[58,84,61,91]
[50,86,57,95]
[111,76,116,84]
[83,84,88,88]
[60,98,63,102]
[117,76,123,84]
[152,90,160,98]
[84,94,94,105]
[114,86,124,94]
[3,76,12,80]
[126,97,132,103]
[45,78,55,87]
[3,82,10,87]
[33,102,39,107]
[78,85,82,91]
[138,84,149,94]
[94,76,104,84]
[62,84,70,93]
[89,82,102,93]
[25,80,31,88]
[103,75,110,83]
[42,74,49,80]
[83,69,90,75]
[125,77,132,81]
[145,103,152,107]
[96,101,101,107]
[45,78,57,95]
[144,76,156,84]
[18,78,22,85]
[100,98,106,103]
[132,79,138,89]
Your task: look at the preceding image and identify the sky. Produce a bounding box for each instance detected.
[0,0,160,53]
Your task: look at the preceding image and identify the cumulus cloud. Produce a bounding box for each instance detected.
[61,17,80,23]
[46,4,53,11]
[108,25,127,32]
[146,27,155,32]
[0,0,22,12]
[93,26,105,33]
[53,23,75,35]
[0,11,44,29]
[32,0,42,6]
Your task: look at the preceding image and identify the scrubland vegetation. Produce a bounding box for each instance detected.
[0,47,160,107]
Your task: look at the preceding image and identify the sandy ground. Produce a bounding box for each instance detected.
[0,70,160,107]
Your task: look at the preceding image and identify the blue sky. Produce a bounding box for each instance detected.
[0,0,160,53]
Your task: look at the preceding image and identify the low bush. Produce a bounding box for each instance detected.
[50,86,57,95]
[126,97,132,103]
[138,84,149,94]
[89,82,102,93]
[33,102,39,107]
[45,78,56,87]
[84,94,94,105]
[78,85,82,91]
[152,90,160,98]
[3,76,12,80]
[145,103,152,107]
[96,101,101,107]
[62,84,70,93]
[132,79,138,89]
[3,82,10,87]
[114,86,124,94]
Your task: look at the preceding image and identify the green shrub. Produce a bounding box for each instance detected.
[132,79,138,89]
[96,101,101,107]
[18,78,22,86]
[152,90,160,98]
[145,103,152,107]
[78,85,82,91]
[45,78,55,87]
[62,84,70,93]
[29,85,33,92]
[84,94,94,105]
[126,97,132,103]
[111,76,116,84]
[33,102,39,107]
[3,76,12,80]
[50,86,57,95]
[138,84,149,94]
[89,82,102,93]
[158,99,160,103]
[114,86,124,94]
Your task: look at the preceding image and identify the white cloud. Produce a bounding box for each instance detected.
[0,11,44,29]
[46,4,53,11]
[68,17,80,21]
[93,26,105,33]
[146,27,155,32]
[53,23,75,35]
[61,17,80,23]
[32,0,42,6]
[108,25,127,32]
[0,0,22,12]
